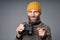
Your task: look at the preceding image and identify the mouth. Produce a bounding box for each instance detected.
[28,16,38,22]
[30,17,36,20]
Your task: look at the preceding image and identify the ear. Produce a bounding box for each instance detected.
[39,12,41,15]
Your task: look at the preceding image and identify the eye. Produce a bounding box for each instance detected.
[34,11,39,13]
[28,11,32,13]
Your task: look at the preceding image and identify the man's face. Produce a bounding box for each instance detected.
[27,10,41,22]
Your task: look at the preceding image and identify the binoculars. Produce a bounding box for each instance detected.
[18,24,33,36]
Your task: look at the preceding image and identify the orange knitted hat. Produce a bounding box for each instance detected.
[26,1,42,13]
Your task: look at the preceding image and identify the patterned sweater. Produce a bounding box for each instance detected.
[15,21,52,40]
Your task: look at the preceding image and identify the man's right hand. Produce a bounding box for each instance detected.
[16,24,25,38]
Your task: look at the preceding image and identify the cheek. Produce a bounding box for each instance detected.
[35,13,40,17]
[27,13,31,17]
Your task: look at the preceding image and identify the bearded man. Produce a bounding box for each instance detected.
[15,1,52,40]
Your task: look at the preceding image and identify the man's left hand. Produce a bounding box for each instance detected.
[37,27,46,37]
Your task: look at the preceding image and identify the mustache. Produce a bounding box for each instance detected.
[28,16,36,18]
[28,16,40,20]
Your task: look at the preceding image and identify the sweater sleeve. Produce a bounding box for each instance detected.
[45,26,52,40]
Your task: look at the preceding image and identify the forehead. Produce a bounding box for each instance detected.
[29,10,38,11]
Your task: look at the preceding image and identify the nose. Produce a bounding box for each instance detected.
[31,12,35,17]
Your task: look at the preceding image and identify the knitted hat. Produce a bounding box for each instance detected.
[26,1,42,13]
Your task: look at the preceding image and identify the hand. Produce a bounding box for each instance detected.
[16,24,25,38]
[37,28,46,37]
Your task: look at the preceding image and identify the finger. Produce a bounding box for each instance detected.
[16,28,23,32]
[37,28,41,30]
[38,28,45,31]
[19,24,24,27]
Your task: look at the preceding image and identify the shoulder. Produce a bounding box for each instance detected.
[40,21,51,30]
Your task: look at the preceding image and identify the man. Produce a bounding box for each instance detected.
[15,1,52,40]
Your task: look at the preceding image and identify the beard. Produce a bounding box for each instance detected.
[28,16,40,24]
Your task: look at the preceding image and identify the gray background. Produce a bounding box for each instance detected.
[0,0,60,40]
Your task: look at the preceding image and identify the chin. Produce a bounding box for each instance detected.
[31,18,36,20]
[31,19,36,22]
[31,19,35,21]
